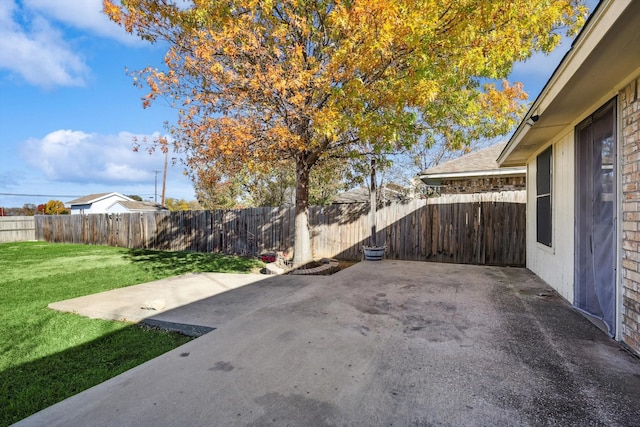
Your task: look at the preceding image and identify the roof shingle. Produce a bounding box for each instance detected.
[419,142,524,178]
[67,192,118,205]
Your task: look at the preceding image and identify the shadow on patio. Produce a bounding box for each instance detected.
[16,261,640,426]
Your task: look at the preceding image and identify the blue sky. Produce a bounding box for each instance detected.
[0,0,597,208]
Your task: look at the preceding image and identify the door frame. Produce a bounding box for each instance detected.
[615,97,623,342]
[574,97,618,337]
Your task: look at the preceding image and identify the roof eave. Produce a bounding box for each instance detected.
[499,0,639,167]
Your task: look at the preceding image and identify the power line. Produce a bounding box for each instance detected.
[0,192,159,198]
[0,193,82,198]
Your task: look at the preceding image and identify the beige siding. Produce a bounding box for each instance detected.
[525,72,639,354]
[526,132,575,303]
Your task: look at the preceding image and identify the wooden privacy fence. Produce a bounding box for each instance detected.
[35,195,525,266]
[0,216,35,243]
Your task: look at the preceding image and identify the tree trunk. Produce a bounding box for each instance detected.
[293,160,313,267]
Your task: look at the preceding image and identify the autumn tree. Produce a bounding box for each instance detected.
[194,158,347,208]
[307,157,349,206]
[105,0,586,265]
[164,197,202,211]
[164,198,186,211]
[21,204,37,216]
[192,168,248,209]
[43,200,69,215]
[240,160,347,207]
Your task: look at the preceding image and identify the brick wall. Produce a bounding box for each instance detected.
[441,175,526,194]
[621,76,640,355]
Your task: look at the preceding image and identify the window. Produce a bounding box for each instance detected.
[536,145,552,246]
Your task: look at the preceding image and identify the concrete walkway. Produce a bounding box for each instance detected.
[47,272,316,336]
[17,261,640,426]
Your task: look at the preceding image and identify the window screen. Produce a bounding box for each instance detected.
[536,146,552,246]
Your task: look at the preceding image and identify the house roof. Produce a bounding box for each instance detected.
[499,0,640,167]
[67,192,132,206]
[331,185,407,204]
[419,142,526,181]
[113,201,168,212]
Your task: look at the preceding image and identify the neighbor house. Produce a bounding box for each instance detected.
[68,193,167,214]
[68,193,134,215]
[108,200,168,213]
[498,0,640,354]
[419,142,526,195]
[331,183,410,205]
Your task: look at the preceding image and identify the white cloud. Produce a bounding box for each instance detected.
[23,0,142,45]
[0,0,143,89]
[22,129,182,186]
[0,0,89,88]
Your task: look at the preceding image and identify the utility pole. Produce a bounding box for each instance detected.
[161,151,168,206]
[153,170,161,203]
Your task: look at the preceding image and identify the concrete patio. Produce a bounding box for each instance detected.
[16,261,640,426]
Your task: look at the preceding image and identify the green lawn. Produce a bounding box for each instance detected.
[0,242,263,426]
